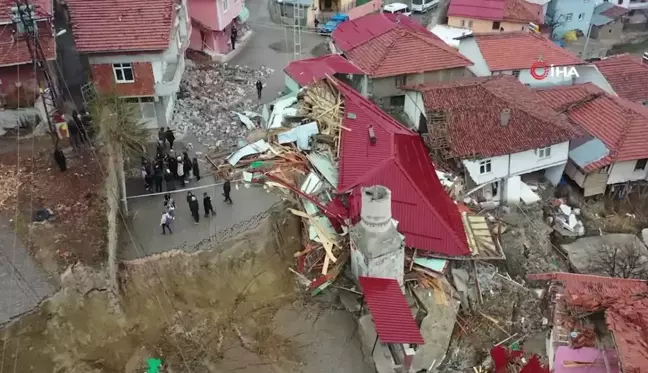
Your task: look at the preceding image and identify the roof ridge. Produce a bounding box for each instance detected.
[344,16,398,53]
[392,134,469,254]
[402,26,474,64]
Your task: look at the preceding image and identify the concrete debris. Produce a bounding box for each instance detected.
[550,198,585,237]
[174,62,274,151]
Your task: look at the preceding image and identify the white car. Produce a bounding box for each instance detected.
[383,3,412,16]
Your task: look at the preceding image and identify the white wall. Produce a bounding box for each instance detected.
[457,38,492,77]
[515,68,574,88]
[608,160,648,184]
[565,160,586,187]
[463,155,509,185]
[545,163,567,185]
[509,141,570,175]
[574,65,617,95]
[506,175,522,204]
[404,91,424,130]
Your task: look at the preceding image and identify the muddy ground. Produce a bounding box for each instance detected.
[0,207,372,373]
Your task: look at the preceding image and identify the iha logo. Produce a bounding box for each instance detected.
[530,60,579,80]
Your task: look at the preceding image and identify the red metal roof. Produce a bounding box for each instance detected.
[468,31,583,72]
[407,75,578,158]
[593,54,648,103]
[284,54,365,86]
[335,80,469,256]
[66,0,176,53]
[0,22,55,67]
[536,83,648,172]
[358,276,424,344]
[448,0,544,24]
[528,272,648,373]
[332,13,472,77]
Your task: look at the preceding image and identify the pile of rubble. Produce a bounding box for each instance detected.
[174,60,274,151]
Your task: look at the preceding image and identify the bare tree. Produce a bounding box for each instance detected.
[588,243,648,279]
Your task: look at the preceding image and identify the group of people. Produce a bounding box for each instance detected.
[159,182,231,234]
[141,127,201,193]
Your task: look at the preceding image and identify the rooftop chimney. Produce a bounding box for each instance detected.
[500,108,511,127]
[360,185,392,233]
[643,52,648,65]
[368,125,376,145]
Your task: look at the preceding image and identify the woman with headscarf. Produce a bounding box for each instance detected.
[177,156,184,185]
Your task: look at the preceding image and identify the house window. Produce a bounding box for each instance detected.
[395,75,407,87]
[635,158,648,170]
[565,13,573,21]
[123,97,156,120]
[223,0,229,11]
[113,63,134,83]
[460,19,465,27]
[536,146,551,158]
[479,159,492,174]
[493,21,501,30]
[468,20,473,29]
[578,13,585,20]
[618,0,622,4]
[512,70,520,77]
[598,165,610,173]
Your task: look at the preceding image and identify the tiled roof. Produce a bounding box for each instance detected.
[527,272,648,373]
[536,83,648,172]
[593,54,648,103]
[284,54,365,86]
[469,31,583,72]
[448,0,544,24]
[600,3,629,18]
[407,75,579,158]
[66,0,176,53]
[332,13,472,77]
[358,277,424,344]
[335,80,470,256]
[0,22,55,67]
[0,0,52,22]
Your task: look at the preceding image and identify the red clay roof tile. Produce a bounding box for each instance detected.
[527,272,648,373]
[334,79,470,256]
[593,54,648,103]
[359,277,424,344]
[536,83,648,172]
[66,0,176,53]
[600,5,629,18]
[332,13,472,77]
[284,54,365,86]
[448,0,544,24]
[0,22,55,66]
[468,31,583,72]
[408,75,579,158]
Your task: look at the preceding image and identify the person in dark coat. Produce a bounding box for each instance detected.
[158,127,166,148]
[187,192,200,223]
[192,158,201,182]
[183,152,192,179]
[255,80,263,100]
[153,165,163,193]
[222,179,232,204]
[164,169,175,191]
[54,148,66,171]
[165,128,175,149]
[68,118,81,152]
[168,154,178,178]
[203,192,214,217]
[230,24,238,50]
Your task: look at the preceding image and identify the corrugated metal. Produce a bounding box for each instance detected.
[359,277,424,344]
[336,81,470,256]
[568,138,609,169]
[284,55,366,86]
[332,13,472,77]
[448,0,543,23]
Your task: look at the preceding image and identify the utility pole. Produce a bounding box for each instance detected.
[10,0,63,150]
[292,1,302,60]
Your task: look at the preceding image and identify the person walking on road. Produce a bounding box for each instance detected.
[203,192,214,217]
[192,158,201,182]
[187,192,200,223]
[177,156,186,185]
[160,211,173,235]
[165,128,175,149]
[153,165,163,193]
[164,169,175,191]
[230,24,238,50]
[223,179,233,204]
[255,80,263,100]
[164,193,176,218]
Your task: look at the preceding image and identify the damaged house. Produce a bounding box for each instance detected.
[536,83,648,197]
[528,272,648,373]
[403,75,579,205]
[283,54,367,95]
[330,13,474,107]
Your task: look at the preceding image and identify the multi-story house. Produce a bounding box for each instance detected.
[594,53,648,105]
[330,13,474,107]
[66,0,191,129]
[403,75,579,204]
[188,0,249,58]
[447,0,545,33]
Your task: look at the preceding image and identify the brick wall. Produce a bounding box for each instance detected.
[90,62,155,96]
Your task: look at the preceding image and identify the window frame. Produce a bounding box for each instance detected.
[492,21,501,30]
[565,13,573,21]
[479,159,492,174]
[112,63,135,83]
[511,70,521,78]
[635,158,648,171]
[223,0,229,11]
[460,19,465,27]
[123,97,157,120]
[578,13,585,21]
[395,74,407,87]
[467,20,473,29]
[536,146,552,159]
